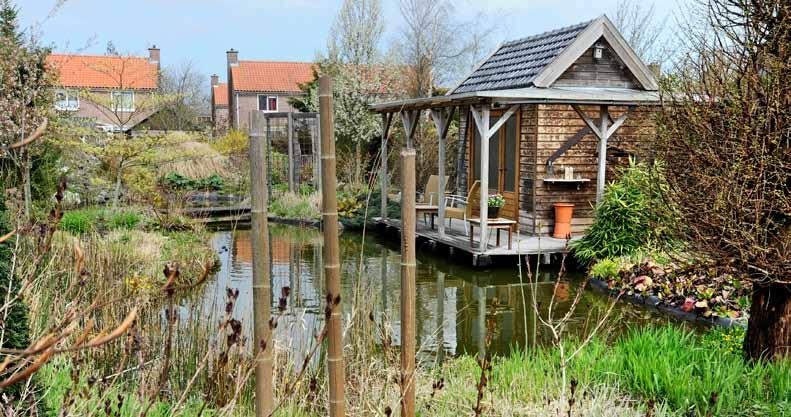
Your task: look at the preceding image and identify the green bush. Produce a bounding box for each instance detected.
[589,258,623,280]
[160,172,224,192]
[60,211,93,234]
[571,159,676,264]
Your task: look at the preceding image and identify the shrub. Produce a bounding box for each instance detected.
[160,172,224,192]
[210,129,248,157]
[571,159,676,264]
[269,193,320,220]
[589,258,624,280]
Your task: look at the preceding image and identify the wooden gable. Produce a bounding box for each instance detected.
[553,38,640,89]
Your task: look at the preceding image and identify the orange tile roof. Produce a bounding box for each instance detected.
[212,83,229,106]
[230,61,315,93]
[47,54,159,89]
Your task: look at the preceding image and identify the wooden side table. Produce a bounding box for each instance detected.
[415,204,439,229]
[468,218,517,249]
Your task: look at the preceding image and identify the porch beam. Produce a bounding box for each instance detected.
[431,106,455,238]
[604,105,635,138]
[597,105,610,203]
[400,109,420,149]
[380,112,394,220]
[571,104,603,138]
[470,105,492,251]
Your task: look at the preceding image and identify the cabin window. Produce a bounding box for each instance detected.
[471,112,518,193]
[110,91,135,112]
[258,95,278,112]
[54,89,79,111]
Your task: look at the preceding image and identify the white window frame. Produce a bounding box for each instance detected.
[110,90,135,112]
[54,89,79,111]
[257,94,278,112]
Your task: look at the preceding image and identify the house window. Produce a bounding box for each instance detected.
[110,91,135,112]
[258,95,278,112]
[54,89,79,111]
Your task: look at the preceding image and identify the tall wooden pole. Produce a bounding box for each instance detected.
[399,148,417,417]
[266,116,273,198]
[287,112,295,193]
[319,76,346,417]
[478,107,490,251]
[380,113,390,220]
[249,111,273,416]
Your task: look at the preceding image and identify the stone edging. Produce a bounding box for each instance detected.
[587,278,746,328]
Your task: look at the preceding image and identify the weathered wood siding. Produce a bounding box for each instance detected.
[554,38,639,89]
[519,105,538,234]
[528,104,657,235]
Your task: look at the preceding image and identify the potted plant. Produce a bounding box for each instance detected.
[487,193,505,218]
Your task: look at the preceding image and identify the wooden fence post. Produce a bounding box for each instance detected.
[266,115,273,198]
[319,76,346,417]
[400,147,417,417]
[248,110,273,416]
[287,112,295,193]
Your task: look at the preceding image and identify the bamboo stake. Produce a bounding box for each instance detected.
[319,76,346,417]
[400,148,417,417]
[249,110,273,416]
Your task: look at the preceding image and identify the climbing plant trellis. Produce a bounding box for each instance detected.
[261,112,321,195]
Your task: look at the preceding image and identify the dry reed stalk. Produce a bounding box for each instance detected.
[250,110,274,415]
[319,75,346,417]
[399,148,417,417]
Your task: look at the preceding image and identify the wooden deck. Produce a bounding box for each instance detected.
[374,216,578,265]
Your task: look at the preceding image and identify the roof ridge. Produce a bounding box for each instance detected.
[502,18,596,47]
[239,60,315,65]
[49,53,152,60]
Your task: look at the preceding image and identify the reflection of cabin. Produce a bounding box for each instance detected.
[233,232,292,265]
[372,16,660,253]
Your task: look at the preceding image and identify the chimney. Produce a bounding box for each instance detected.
[648,62,661,78]
[227,49,239,67]
[148,45,160,65]
[211,74,219,86]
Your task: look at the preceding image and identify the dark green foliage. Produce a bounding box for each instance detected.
[0,0,20,44]
[160,173,224,192]
[571,159,675,264]
[0,192,30,395]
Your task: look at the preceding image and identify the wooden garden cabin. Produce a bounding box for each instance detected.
[371,16,660,261]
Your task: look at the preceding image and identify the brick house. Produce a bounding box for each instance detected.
[46,47,161,132]
[224,49,315,130]
[210,74,229,133]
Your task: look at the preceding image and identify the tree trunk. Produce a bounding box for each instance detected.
[744,283,791,361]
[23,152,32,221]
[112,164,124,210]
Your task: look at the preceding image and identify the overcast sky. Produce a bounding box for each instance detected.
[18,0,686,85]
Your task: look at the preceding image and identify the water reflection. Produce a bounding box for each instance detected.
[199,224,670,361]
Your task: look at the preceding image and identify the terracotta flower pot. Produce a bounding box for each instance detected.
[553,203,575,239]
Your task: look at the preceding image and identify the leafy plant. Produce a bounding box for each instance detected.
[108,211,141,230]
[160,172,224,192]
[589,258,624,280]
[337,193,364,218]
[487,193,505,208]
[59,211,93,235]
[571,159,676,264]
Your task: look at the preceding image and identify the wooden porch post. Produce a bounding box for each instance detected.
[400,109,420,150]
[381,113,393,220]
[473,106,490,251]
[399,148,417,417]
[572,104,635,203]
[430,107,454,238]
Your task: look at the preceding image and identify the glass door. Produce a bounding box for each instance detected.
[470,111,519,220]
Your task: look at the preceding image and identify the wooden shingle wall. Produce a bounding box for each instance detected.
[527,104,657,235]
[554,38,640,89]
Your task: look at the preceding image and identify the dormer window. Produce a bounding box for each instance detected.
[110,91,135,112]
[55,89,79,111]
[258,95,278,112]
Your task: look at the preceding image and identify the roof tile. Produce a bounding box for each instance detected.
[452,19,593,94]
[47,54,158,89]
[212,83,229,106]
[230,61,315,93]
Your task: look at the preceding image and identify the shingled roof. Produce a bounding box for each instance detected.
[452,20,592,94]
[450,16,658,94]
[47,54,159,90]
[230,61,315,93]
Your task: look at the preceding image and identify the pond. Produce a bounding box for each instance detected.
[196,223,675,364]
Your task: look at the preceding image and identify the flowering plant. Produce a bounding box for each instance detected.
[487,193,505,208]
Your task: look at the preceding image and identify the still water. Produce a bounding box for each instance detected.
[198,224,670,363]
